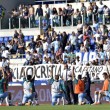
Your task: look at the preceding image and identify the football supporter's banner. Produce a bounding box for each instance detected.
[10,64,110,82]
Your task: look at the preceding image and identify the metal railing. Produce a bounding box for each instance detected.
[0,13,108,30]
[9,14,110,29]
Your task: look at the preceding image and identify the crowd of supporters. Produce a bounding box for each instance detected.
[9,1,110,29]
[0,1,110,106]
[0,1,110,67]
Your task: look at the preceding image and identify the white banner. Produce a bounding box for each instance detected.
[10,64,110,82]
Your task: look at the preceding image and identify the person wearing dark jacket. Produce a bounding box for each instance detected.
[36,5,43,17]
[83,72,94,104]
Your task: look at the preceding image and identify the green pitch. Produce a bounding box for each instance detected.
[0,104,110,110]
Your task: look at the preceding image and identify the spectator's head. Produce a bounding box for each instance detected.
[99,1,103,5]
[81,3,84,7]
[27,75,32,81]
[58,8,62,12]
[31,38,34,42]
[69,5,72,9]
[5,47,9,51]
[45,4,49,8]
[76,56,80,60]
[64,63,68,69]
[67,4,69,7]
[55,75,59,81]
[92,73,95,77]
[72,31,75,36]
[76,8,79,12]
[102,72,108,80]
[89,2,92,6]
[14,30,18,33]
[53,7,56,11]
[78,75,82,80]
[93,2,96,6]
[38,4,42,8]
[104,5,107,9]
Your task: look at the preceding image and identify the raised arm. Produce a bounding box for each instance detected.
[50,67,53,78]
[0,67,5,78]
[86,72,91,83]
[72,66,75,80]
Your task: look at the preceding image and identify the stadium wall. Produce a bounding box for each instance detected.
[8,83,106,104]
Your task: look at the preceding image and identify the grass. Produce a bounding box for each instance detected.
[0,104,110,110]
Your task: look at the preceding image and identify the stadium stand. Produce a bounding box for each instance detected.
[0,0,110,106]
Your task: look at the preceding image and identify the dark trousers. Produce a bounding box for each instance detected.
[64,80,74,104]
[84,92,94,104]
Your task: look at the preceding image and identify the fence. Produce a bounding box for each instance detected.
[6,14,109,30]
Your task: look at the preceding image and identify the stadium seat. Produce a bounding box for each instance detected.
[9,37,12,40]
[24,36,29,41]
[0,37,3,43]
[35,20,39,26]
[29,36,34,40]
[4,37,9,42]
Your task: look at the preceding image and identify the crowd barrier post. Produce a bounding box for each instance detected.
[9,18,11,29]
[61,16,63,27]
[39,17,42,30]
[19,17,21,29]
[92,14,94,24]
[0,18,1,29]
[103,14,105,25]
[51,18,53,28]
[29,17,31,28]
[71,15,73,26]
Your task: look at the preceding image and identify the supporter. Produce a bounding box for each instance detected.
[29,38,36,50]
[58,8,63,25]
[80,43,85,52]
[62,7,67,26]
[77,20,83,34]
[93,21,99,31]
[18,29,24,39]
[74,9,82,25]
[51,38,60,53]
[2,47,10,59]
[45,4,50,29]
[11,8,19,28]
[87,2,93,24]
[92,72,109,105]
[98,1,104,23]
[92,2,98,22]
[1,57,9,68]
[83,72,94,104]
[69,31,76,48]
[18,37,25,55]
[24,51,32,65]
[6,40,13,53]
[73,74,85,105]
[28,5,35,28]
[103,5,109,24]
[81,3,86,15]
[11,39,18,54]
[62,63,75,105]
[66,4,74,26]
[36,5,43,17]
[14,30,19,38]
[22,75,33,105]
[0,67,9,106]
[49,69,65,106]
